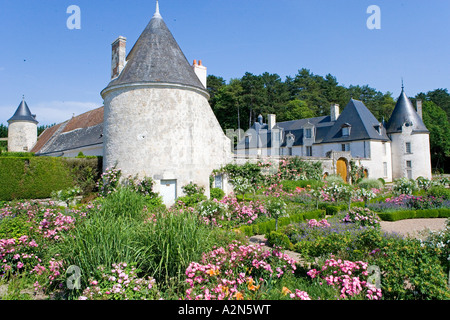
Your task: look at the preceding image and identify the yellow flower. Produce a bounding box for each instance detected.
[282,287,292,296]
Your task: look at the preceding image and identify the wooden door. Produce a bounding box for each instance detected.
[336,158,347,182]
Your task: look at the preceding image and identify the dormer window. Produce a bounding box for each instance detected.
[374,123,382,135]
[341,124,351,137]
[305,128,312,139]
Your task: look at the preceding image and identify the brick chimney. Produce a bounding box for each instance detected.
[192,59,207,88]
[416,100,423,119]
[111,36,127,80]
[330,104,340,121]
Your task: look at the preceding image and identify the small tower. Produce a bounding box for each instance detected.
[386,86,432,180]
[7,97,38,152]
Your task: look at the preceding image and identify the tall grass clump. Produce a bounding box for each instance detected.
[54,187,148,297]
[139,209,214,288]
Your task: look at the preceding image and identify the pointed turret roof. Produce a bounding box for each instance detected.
[7,98,38,124]
[104,2,204,91]
[386,88,429,134]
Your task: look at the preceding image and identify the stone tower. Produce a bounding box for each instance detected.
[386,87,432,180]
[100,2,231,205]
[7,98,38,152]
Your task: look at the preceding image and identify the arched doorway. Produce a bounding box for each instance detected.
[336,158,348,182]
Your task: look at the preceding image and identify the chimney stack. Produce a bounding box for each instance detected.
[268,114,276,130]
[111,36,127,79]
[330,104,340,121]
[416,100,423,119]
[192,59,207,88]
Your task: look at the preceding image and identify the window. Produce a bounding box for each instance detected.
[406,160,412,168]
[383,162,388,177]
[382,142,387,156]
[341,143,350,152]
[406,142,412,154]
[342,127,350,136]
[306,146,312,157]
[305,128,312,139]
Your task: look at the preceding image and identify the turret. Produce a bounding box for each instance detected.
[386,86,432,180]
[100,1,231,206]
[7,97,38,152]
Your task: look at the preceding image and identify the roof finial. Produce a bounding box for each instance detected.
[401,77,404,91]
[153,0,161,18]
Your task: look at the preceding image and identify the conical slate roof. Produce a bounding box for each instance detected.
[105,6,204,91]
[386,89,429,134]
[7,99,38,124]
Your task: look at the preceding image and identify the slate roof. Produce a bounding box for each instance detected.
[386,89,429,134]
[8,99,38,124]
[31,107,104,156]
[104,6,205,91]
[321,99,390,143]
[237,99,389,149]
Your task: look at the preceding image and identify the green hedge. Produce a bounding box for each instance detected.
[239,209,325,236]
[0,156,102,201]
[377,208,450,221]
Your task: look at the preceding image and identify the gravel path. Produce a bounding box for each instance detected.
[379,218,448,240]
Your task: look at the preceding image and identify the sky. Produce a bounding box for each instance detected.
[0,0,449,126]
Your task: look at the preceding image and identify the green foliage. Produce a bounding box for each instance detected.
[182,182,205,197]
[210,187,225,200]
[51,186,81,206]
[427,185,450,200]
[0,157,76,201]
[357,178,383,190]
[370,237,450,300]
[62,157,102,195]
[393,178,418,195]
[280,179,324,192]
[0,216,32,240]
[266,231,294,250]
[239,209,325,236]
[324,174,345,186]
[377,208,450,221]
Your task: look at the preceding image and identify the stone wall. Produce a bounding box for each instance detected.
[8,121,37,152]
[102,83,232,205]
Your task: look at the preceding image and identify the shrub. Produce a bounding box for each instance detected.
[357,178,383,190]
[369,237,450,300]
[341,207,381,229]
[325,174,345,186]
[0,216,32,240]
[267,231,293,250]
[79,262,160,300]
[182,182,205,197]
[0,157,76,201]
[393,178,417,195]
[210,188,225,200]
[427,185,450,200]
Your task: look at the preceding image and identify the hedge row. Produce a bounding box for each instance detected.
[377,208,450,221]
[239,209,325,237]
[0,156,102,201]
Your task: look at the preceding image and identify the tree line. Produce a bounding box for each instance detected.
[207,68,450,172]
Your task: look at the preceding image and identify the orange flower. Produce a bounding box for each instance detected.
[234,292,244,300]
[206,268,219,276]
[282,287,292,296]
[247,278,260,291]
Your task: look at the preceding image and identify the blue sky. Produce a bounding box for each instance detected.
[0,0,449,126]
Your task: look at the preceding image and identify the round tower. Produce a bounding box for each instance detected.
[7,98,38,152]
[386,87,432,180]
[100,3,231,206]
